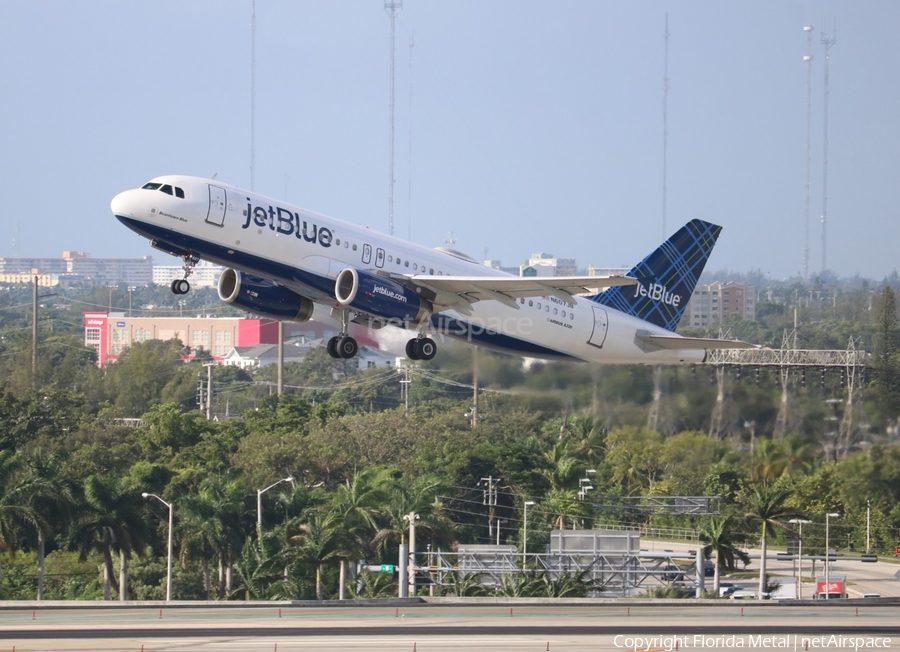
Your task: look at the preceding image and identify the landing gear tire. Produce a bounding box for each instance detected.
[417,337,437,361]
[406,337,436,361]
[337,336,358,359]
[170,279,190,295]
[326,336,341,359]
[406,339,420,360]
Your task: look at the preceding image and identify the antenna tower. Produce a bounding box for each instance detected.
[661,14,669,240]
[250,0,257,191]
[802,25,814,280]
[820,21,836,273]
[408,34,414,241]
[385,0,403,236]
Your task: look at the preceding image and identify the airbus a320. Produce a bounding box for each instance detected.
[111,176,754,362]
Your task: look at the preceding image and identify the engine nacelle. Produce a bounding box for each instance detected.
[335,268,431,325]
[218,269,314,322]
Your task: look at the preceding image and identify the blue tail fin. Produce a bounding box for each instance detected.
[590,219,721,332]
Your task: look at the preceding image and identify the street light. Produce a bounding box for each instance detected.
[142,492,173,602]
[789,518,811,600]
[257,476,294,530]
[523,501,536,567]
[825,512,840,600]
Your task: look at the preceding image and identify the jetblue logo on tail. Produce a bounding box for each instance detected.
[633,282,681,307]
[589,220,721,332]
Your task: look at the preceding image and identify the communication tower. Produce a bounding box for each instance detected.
[802,25,814,280]
[385,0,403,236]
[820,22,836,273]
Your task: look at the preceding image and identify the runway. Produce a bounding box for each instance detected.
[0,601,898,652]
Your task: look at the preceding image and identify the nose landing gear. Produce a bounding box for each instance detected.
[169,254,199,295]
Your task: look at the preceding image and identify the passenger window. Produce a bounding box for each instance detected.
[160,184,174,195]
[429,268,434,275]
[404,260,409,267]
[545,305,550,312]
[175,187,185,199]
[335,239,341,246]
[553,308,558,315]
[352,244,357,251]
[413,263,418,271]
[529,300,534,307]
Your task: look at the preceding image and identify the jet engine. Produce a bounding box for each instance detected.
[335,268,431,325]
[218,269,314,322]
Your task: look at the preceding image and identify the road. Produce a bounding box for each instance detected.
[0,602,898,652]
[642,539,900,597]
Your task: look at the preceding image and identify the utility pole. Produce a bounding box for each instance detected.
[277,321,284,396]
[407,510,418,597]
[480,476,500,540]
[205,363,213,419]
[32,276,38,388]
[471,346,479,427]
[399,364,411,415]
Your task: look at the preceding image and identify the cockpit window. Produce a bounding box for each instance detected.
[175,187,185,199]
[160,184,174,195]
[141,182,161,190]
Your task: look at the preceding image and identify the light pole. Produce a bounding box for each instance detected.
[866,499,871,554]
[825,512,839,599]
[142,493,173,602]
[257,476,293,531]
[523,500,535,567]
[789,518,811,600]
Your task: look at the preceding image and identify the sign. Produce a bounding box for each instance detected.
[116,321,126,328]
[364,564,395,573]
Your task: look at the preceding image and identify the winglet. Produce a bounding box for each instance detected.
[590,220,721,332]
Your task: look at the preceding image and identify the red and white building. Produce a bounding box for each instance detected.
[84,312,279,367]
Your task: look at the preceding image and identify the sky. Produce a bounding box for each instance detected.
[1,1,898,282]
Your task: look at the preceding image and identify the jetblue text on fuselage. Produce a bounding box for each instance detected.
[242,201,333,248]
[633,281,681,307]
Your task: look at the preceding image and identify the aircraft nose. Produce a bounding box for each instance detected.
[110,189,137,217]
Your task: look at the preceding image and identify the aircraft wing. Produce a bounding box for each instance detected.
[387,273,638,313]
[636,333,761,351]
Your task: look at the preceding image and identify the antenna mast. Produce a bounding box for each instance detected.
[661,14,669,240]
[385,0,402,236]
[820,21,836,273]
[803,24,814,280]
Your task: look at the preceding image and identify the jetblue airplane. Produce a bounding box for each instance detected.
[111,175,754,363]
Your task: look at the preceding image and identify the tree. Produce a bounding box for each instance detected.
[0,450,38,585]
[21,449,77,599]
[700,516,749,595]
[70,474,153,600]
[291,510,347,600]
[742,484,798,599]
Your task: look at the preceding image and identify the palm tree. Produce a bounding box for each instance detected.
[179,474,252,598]
[0,450,39,585]
[330,467,391,598]
[70,474,153,600]
[291,509,347,600]
[21,449,76,600]
[742,484,798,599]
[700,516,749,595]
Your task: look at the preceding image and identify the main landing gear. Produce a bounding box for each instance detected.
[406,336,436,361]
[327,309,359,359]
[170,254,199,295]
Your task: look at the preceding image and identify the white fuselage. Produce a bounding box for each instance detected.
[111,175,702,365]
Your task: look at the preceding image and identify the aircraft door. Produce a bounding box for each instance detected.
[362,243,372,265]
[375,247,385,268]
[206,185,227,226]
[588,305,609,348]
